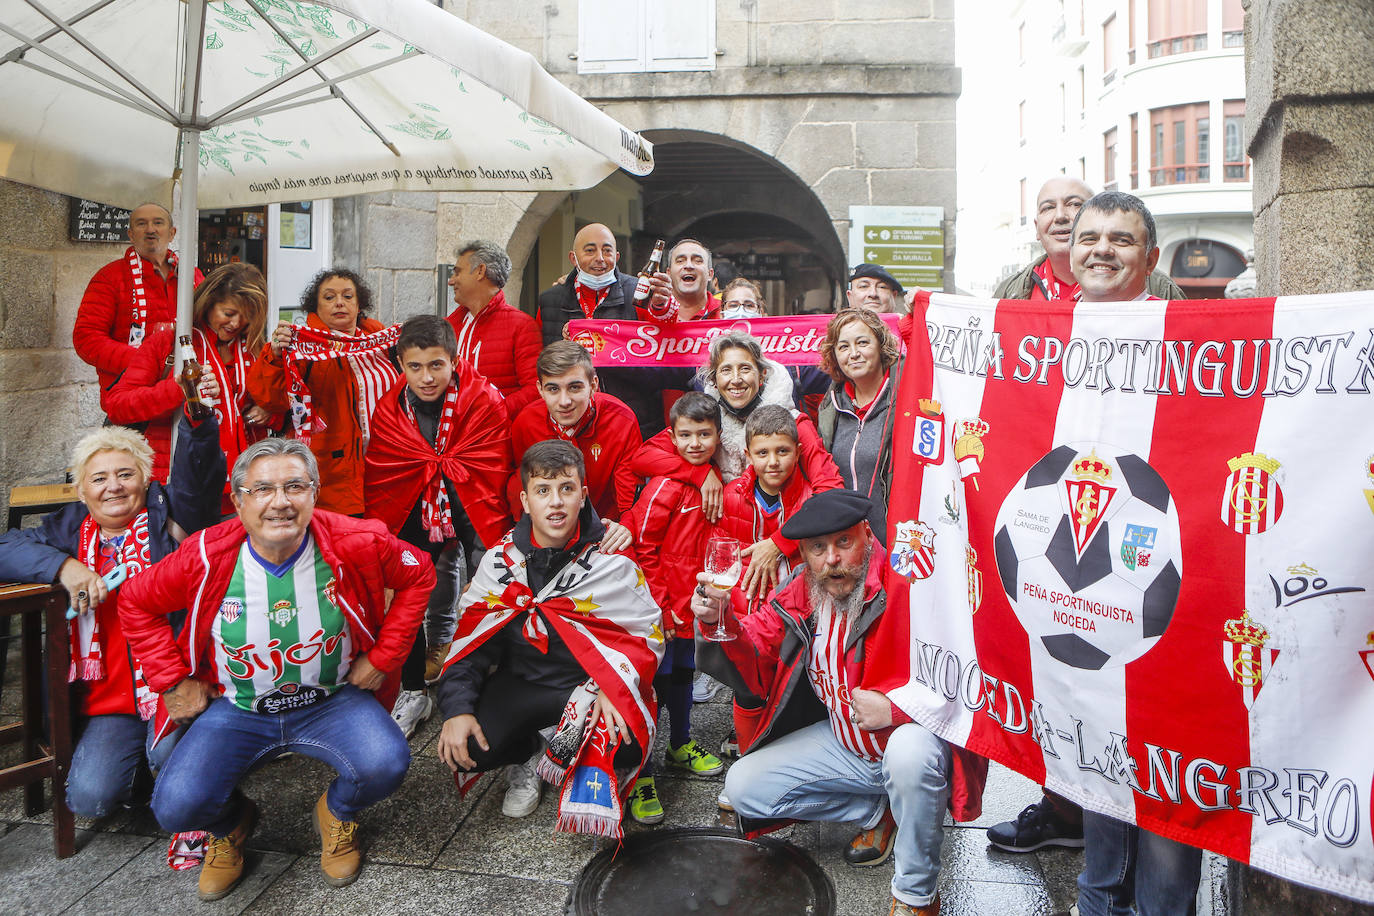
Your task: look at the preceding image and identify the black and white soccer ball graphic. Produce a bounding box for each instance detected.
[993,443,1183,670]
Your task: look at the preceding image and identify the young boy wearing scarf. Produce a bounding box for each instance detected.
[363,315,513,738]
[435,440,663,835]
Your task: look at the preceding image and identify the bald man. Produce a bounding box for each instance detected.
[993,177,1184,301]
[534,223,664,437]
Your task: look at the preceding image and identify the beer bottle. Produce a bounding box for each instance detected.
[633,239,666,302]
[177,335,212,420]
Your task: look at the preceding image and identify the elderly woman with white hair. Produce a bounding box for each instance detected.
[0,412,223,818]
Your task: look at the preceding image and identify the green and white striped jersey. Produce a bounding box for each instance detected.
[211,537,352,713]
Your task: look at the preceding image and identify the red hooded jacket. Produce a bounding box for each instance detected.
[622,474,713,637]
[445,291,541,421]
[74,249,203,393]
[363,362,513,549]
[508,392,641,522]
[118,510,435,746]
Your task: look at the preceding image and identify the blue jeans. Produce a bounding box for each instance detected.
[1077,810,1203,916]
[725,720,951,908]
[425,542,466,647]
[152,685,410,836]
[66,714,178,818]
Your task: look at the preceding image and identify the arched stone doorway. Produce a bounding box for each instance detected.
[508,130,848,315]
[1167,238,1248,299]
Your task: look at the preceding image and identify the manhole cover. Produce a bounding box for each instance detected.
[569,827,835,915]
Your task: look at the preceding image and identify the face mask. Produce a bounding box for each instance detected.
[722,306,762,320]
[576,269,618,290]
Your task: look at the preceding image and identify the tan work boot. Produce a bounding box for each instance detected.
[313,791,362,887]
[197,798,258,901]
[424,644,450,683]
[889,893,940,916]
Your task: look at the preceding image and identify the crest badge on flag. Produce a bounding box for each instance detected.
[1363,454,1374,517]
[1360,631,1374,683]
[1222,452,1284,534]
[1120,523,1158,571]
[912,398,946,464]
[1221,611,1279,709]
[951,417,990,490]
[891,520,936,580]
[966,544,983,613]
[1064,451,1117,557]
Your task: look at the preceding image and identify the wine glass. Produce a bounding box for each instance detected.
[703,536,742,642]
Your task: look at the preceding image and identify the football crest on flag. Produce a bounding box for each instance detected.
[993,443,1182,670]
[1065,450,1117,557]
[966,544,983,613]
[1222,611,1279,709]
[911,398,946,464]
[891,520,937,580]
[1363,454,1374,517]
[1222,452,1284,534]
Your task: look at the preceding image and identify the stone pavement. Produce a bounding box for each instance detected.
[1,669,1227,916]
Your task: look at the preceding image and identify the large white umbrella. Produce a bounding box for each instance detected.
[0,0,654,336]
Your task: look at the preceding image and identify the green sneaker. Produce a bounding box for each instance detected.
[665,739,725,776]
[629,776,665,825]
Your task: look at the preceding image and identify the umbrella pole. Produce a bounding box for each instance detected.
[175,131,199,344]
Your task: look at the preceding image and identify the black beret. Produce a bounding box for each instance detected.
[848,263,905,295]
[781,490,874,540]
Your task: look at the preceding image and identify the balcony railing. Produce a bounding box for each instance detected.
[1224,160,1250,181]
[1147,33,1207,58]
[1223,30,1244,48]
[1149,163,1210,184]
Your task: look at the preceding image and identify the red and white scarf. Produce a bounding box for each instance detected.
[192,327,248,446]
[126,246,178,347]
[282,323,400,446]
[72,513,157,719]
[402,381,462,542]
[442,536,663,838]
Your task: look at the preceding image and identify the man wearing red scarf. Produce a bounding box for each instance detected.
[445,239,542,420]
[74,204,204,407]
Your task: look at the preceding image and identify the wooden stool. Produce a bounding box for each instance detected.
[0,583,75,858]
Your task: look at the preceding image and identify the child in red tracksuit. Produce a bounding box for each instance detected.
[620,393,726,823]
[713,404,827,758]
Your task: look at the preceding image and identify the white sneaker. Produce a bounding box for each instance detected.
[390,689,433,739]
[693,674,721,703]
[502,757,542,818]
[717,789,733,812]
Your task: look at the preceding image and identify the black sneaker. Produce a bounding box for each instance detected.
[986,800,1085,852]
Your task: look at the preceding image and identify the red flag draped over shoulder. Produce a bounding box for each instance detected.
[364,359,513,547]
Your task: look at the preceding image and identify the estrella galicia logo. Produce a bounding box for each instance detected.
[253,682,326,714]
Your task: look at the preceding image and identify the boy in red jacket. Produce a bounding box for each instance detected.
[714,404,819,607]
[619,393,726,823]
[508,341,641,521]
[364,315,513,739]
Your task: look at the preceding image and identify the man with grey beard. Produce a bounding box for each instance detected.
[692,490,978,916]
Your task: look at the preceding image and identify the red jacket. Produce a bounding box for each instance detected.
[623,474,712,637]
[74,249,202,392]
[697,556,987,828]
[104,328,275,500]
[246,313,387,516]
[508,392,641,522]
[715,464,814,559]
[118,510,435,745]
[364,364,513,549]
[446,291,541,421]
[629,412,843,494]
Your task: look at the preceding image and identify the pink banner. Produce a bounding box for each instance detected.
[565,313,902,367]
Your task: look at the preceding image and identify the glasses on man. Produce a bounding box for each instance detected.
[238,480,316,502]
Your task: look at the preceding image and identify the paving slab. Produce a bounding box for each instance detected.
[0,823,151,916]
[61,839,296,916]
[244,857,569,916]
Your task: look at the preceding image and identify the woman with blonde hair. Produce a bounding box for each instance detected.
[106,262,278,511]
[0,416,223,818]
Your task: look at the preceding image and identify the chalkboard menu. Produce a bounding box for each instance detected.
[69,198,130,243]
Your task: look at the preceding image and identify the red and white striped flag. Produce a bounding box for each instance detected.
[866,290,1374,903]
